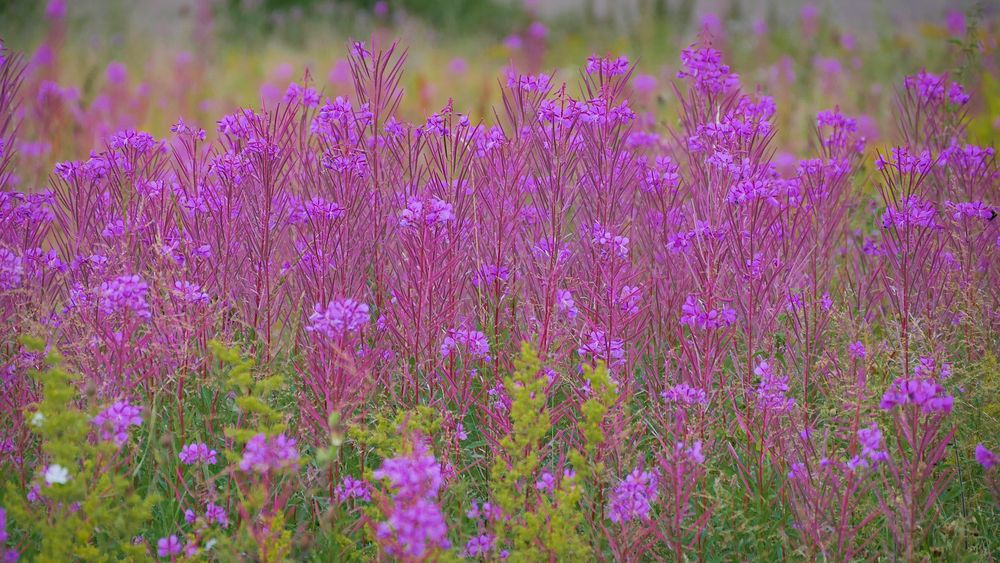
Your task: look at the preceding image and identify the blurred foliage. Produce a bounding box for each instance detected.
[223,0,525,37]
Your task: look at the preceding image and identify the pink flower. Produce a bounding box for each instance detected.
[178,442,218,465]
[306,298,369,338]
[157,535,182,558]
[335,476,372,503]
[976,444,998,470]
[92,401,143,446]
[608,467,659,523]
[239,434,300,474]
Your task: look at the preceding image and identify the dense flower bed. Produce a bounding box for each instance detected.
[0,18,998,561]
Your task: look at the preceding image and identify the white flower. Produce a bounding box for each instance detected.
[44,464,70,485]
[31,412,44,427]
[204,539,217,551]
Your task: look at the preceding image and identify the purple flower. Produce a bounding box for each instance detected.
[108,129,158,154]
[578,330,625,368]
[608,467,659,523]
[157,535,182,558]
[535,471,556,493]
[677,440,705,464]
[556,289,579,319]
[618,285,641,316]
[283,82,320,107]
[178,442,218,465]
[466,499,503,521]
[440,329,490,361]
[239,434,300,474]
[172,281,209,305]
[472,263,510,288]
[947,82,969,106]
[661,384,708,406]
[754,360,795,413]
[205,503,229,528]
[170,118,206,140]
[680,294,736,330]
[506,71,551,92]
[976,444,998,470]
[846,455,869,472]
[903,70,948,103]
[591,223,629,259]
[335,476,372,503]
[92,400,143,446]
[306,298,369,338]
[676,45,740,94]
[880,196,938,230]
[946,200,995,222]
[374,442,451,558]
[848,341,866,360]
[464,533,495,557]
[98,275,151,319]
[398,196,454,229]
[875,146,933,175]
[322,149,369,177]
[816,108,859,149]
[0,249,23,291]
[879,375,953,414]
[585,55,629,76]
[373,441,443,501]
[858,423,888,466]
[787,462,807,480]
[0,507,7,543]
[376,497,450,558]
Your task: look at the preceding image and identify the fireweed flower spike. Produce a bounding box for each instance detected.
[178,442,218,465]
[239,434,300,474]
[607,467,659,523]
[976,445,998,470]
[372,440,450,558]
[306,298,369,338]
[334,476,372,503]
[92,400,143,446]
[157,535,182,558]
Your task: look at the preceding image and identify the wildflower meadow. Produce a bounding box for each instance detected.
[0,0,998,560]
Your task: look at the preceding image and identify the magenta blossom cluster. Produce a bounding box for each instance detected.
[680,294,736,330]
[98,274,151,319]
[440,329,490,360]
[879,359,955,414]
[852,422,889,469]
[178,443,218,465]
[92,400,143,446]
[586,55,630,76]
[676,45,740,94]
[306,298,370,338]
[661,383,708,406]
[976,444,998,470]
[754,361,795,413]
[157,535,182,558]
[238,434,300,474]
[607,466,659,523]
[903,70,969,106]
[373,441,443,500]
[463,533,496,558]
[335,476,372,503]
[373,441,450,558]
